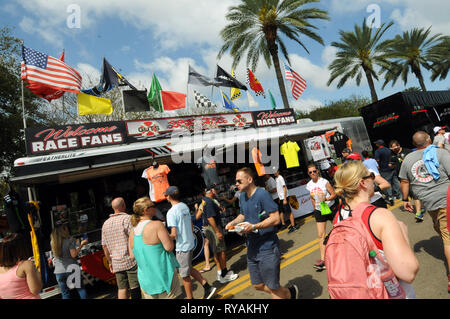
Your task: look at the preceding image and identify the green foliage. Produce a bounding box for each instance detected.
[327,19,394,102]
[296,95,371,121]
[218,0,329,108]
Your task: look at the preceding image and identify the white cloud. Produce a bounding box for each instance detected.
[290,98,324,113]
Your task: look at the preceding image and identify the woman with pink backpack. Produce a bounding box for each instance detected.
[324,161,419,299]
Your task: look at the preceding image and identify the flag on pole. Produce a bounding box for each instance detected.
[246,69,265,98]
[247,92,259,108]
[188,65,217,86]
[215,65,247,90]
[25,51,66,101]
[147,74,163,112]
[194,90,216,108]
[284,64,306,100]
[77,92,113,115]
[122,90,150,112]
[21,46,82,93]
[230,69,242,101]
[161,91,186,111]
[221,90,239,112]
[268,89,277,110]
[82,57,137,96]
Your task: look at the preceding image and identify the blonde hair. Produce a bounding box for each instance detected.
[50,224,70,258]
[131,196,154,227]
[334,161,370,202]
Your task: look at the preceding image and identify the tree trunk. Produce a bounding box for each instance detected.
[363,66,378,103]
[270,50,290,109]
[414,67,427,91]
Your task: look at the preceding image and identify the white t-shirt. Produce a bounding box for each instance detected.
[265,177,278,200]
[275,175,289,200]
[306,177,335,210]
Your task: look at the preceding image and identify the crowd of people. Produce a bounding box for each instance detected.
[1,126,449,299]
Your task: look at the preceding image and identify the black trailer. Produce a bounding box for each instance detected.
[359,90,450,149]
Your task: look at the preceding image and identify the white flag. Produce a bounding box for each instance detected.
[247,92,259,108]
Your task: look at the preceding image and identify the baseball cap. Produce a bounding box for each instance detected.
[374,139,385,145]
[163,186,179,196]
[204,183,218,192]
[347,153,362,161]
[434,126,444,134]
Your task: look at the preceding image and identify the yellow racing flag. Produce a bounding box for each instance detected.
[77,91,113,115]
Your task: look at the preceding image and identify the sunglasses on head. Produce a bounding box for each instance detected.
[308,170,318,175]
[362,172,375,180]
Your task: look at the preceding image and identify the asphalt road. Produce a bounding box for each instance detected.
[89,199,450,299]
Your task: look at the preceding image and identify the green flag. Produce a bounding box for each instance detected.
[148,73,163,112]
[269,89,276,110]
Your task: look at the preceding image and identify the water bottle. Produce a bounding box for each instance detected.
[369,250,406,299]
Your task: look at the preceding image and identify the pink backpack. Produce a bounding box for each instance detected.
[324,202,389,299]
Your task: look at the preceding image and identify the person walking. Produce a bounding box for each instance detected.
[332,160,419,298]
[399,131,450,293]
[102,197,140,299]
[50,221,88,299]
[305,163,337,271]
[129,197,182,299]
[195,185,238,284]
[374,139,401,205]
[0,233,42,299]
[432,126,450,151]
[226,167,298,299]
[389,140,425,219]
[274,169,297,233]
[165,186,216,299]
[347,152,391,208]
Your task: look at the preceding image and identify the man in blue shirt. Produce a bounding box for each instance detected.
[374,139,401,205]
[226,167,298,299]
[362,151,380,174]
[165,186,216,299]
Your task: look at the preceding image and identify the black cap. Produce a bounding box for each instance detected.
[374,139,385,145]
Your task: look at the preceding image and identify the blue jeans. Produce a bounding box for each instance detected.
[55,272,88,299]
[380,170,401,199]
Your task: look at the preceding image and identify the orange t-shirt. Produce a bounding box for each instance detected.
[251,147,266,176]
[145,164,170,202]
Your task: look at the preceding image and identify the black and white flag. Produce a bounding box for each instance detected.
[194,90,216,108]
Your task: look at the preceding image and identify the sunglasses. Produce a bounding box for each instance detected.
[362,172,375,180]
[235,179,244,184]
[308,170,318,175]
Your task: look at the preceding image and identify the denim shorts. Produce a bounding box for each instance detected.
[247,245,281,290]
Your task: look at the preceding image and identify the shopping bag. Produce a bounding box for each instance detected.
[320,201,332,216]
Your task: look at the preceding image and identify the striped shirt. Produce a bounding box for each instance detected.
[101,212,136,273]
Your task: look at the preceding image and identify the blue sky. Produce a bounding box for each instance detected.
[2,0,449,113]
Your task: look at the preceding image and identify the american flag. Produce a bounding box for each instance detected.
[21,46,82,93]
[284,64,306,100]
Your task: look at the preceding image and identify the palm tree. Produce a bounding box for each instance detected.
[218,0,329,109]
[327,20,393,103]
[428,36,450,82]
[380,27,446,91]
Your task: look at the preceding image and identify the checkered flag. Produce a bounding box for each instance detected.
[194,90,216,108]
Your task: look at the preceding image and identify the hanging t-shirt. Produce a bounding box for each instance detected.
[196,155,220,187]
[280,141,300,168]
[141,164,171,202]
[251,147,266,176]
[330,131,350,156]
[306,136,329,162]
[305,177,335,211]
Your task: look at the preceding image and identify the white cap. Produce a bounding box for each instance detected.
[434,126,443,134]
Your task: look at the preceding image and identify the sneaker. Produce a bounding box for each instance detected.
[415,210,425,222]
[288,284,299,299]
[219,271,239,283]
[288,225,296,233]
[203,286,217,299]
[313,260,326,271]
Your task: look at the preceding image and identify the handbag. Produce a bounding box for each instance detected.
[320,201,332,216]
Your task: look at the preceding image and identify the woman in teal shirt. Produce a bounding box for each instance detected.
[129,197,181,299]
